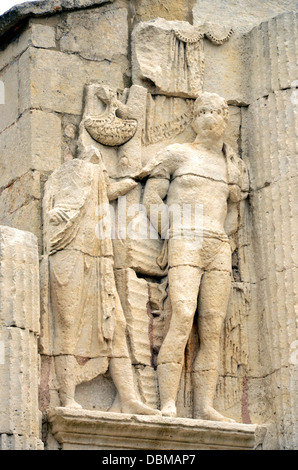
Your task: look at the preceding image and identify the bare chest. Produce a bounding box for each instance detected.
[173,146,228,183]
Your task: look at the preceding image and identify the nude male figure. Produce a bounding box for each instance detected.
[143,92,248,422]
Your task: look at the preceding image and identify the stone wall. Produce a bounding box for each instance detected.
[0,2,130,252]
[0,0,297,450]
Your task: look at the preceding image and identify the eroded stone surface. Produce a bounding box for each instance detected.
[0,0,297,451]
[48,407,267,450]
[0,226,43,448]
[0,0,115,38]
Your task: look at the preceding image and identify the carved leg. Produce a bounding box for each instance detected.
[109,357,161,415]
[193,269,235,422]
[157,363,183,417]
[157,265,202,417]
[55,355,82,409]
[192,370,235,422]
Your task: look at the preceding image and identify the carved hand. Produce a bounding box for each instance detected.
[108,178,138,201]
[48,208,71,226]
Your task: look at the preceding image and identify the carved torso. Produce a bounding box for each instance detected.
[43,159,113,258]
[151,143,231,236]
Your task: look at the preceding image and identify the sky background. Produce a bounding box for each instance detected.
[0,0,38,16]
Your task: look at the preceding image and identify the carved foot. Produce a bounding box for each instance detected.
[60,395,83,410]
[122,399,161,416]
[160,400,177,418]
[194,406,235,423]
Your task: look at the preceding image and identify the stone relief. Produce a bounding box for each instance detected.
[132,18,233,98]
[1,0,297,451]
[40,17,249,423]
[41,145,160,416]
[78,83,147,178]
[143,92,248,422]
[141,95,194,146]
[84,88,138,147]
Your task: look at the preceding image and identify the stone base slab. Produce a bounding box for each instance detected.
[48,407,267,450]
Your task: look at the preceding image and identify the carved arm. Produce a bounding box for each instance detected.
[143,177,170,237]
[107,178,138,201]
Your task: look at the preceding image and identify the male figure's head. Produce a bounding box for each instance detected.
[192,92,229,141]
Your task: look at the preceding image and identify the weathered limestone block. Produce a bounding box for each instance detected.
[0,60,19,133]
[0,21,57,134]
[0,109,61,189]
[193,0,298,33]
[0,433,44,450]
[0,225,40,332]
[0,20,56,71]
[0,199,42,251]
[246,11,298,102]
[29,22,56,49]
[267,365,298,449]
[0,226,42,449]
[0,328,40,435]
[0,0,115,39]
[19,47,124,116]
[131,0,195,23]
[242,90,298,191]
[201,32,248,105]
[0,171,41,218]
[0,170,45,258]
[58,7,128,64]
[0,80,3,104]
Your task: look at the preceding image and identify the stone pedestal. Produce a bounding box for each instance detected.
[48,408,267,450]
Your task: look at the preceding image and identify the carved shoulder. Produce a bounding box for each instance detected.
[150,144,185,179]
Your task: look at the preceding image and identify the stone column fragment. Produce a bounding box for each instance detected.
[242,11,298,449]
[0,225,43,449]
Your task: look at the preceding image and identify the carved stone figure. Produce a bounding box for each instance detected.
[41,145,160,415]
[143,92,248,421]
